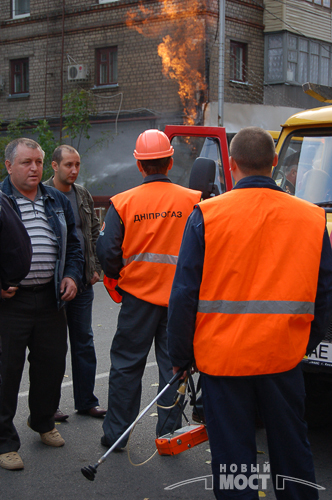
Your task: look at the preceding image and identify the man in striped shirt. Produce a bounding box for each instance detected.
[0,138,84,471]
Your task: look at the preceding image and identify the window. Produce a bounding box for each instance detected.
[96,47,118,86]
[267,35,284,82]
[230,41,247,82]
[10,59,29,94]
[99,0,119,3]
[305,0,330,7]
[266,33,332,86]
[12,0,30,18]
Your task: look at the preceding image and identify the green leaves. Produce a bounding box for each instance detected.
[62,89,96,150]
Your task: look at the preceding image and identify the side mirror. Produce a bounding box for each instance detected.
[189,157,220,200]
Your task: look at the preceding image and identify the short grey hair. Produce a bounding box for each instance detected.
[5,138,45,164]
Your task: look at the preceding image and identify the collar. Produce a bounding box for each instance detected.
[7,177,46,202]
[233,175,283,192]
[46,175,77,193]
[142,174,172,184]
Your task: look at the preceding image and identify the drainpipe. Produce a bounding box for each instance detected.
[218,0,225,127]
[59,0,65,142]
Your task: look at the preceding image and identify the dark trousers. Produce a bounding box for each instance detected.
[201,365,319,500]
[0,283,67,453]
[102,291,181,447]
[66,285,99,411]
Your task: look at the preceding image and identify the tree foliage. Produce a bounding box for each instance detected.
[62,89,96,151]
[0,88,111,183]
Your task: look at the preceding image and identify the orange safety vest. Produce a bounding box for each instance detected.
[194,187,326,376]
[112,181,201,306]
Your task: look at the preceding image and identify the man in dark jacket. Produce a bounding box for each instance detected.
[167,127,332,500]
[0,138,84,471]
[0,191,32,296]
[44,145,106,420]
[0,190,32,385]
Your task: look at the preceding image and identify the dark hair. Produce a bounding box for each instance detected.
[139,156,172,175]
[230,127,275,174]
[52,145,78,165]
[5,138,44,164]
[284,152,299,174]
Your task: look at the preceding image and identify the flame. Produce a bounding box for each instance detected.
[126,1,206,125]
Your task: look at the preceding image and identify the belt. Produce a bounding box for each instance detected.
[19,281,54,292]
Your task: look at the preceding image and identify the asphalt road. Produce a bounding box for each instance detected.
[1,282,332,500]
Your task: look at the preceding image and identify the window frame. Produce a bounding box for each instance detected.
[10,58,29,95]
[265,32,332,86]
[95,47,118,87]
[305,0,331,8]
[12,0,30,19]
[230,41,247,83]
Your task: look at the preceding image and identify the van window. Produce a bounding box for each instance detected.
[169,135,226,193]
[274,130,332,205]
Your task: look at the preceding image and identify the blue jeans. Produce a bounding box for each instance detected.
[66,285,99,411]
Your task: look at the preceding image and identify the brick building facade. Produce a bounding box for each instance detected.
[0,0,265,124]
[0,0,267,196]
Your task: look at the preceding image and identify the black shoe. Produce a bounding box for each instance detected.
[54,408,69,422]
[192,407,206,424]
[77,406,106,418]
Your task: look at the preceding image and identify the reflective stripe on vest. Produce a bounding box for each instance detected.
[123,252,178,266]
[112,181,201,306]
[198,299,315,315]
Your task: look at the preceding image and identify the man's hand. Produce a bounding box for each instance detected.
[60,277,77,301]
[172,363,198,378]
[90,271,100,286]
[1,286,18,299]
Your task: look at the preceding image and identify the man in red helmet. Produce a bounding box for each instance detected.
[96,129,201,449]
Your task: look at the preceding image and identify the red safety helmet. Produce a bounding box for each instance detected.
[134,129,174,160]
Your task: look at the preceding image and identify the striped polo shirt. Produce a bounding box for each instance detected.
[11,184,58,286]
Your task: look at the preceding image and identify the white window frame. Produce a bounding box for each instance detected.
[265,33,332,86]
[12,0,30,19]
[99,0,119,4]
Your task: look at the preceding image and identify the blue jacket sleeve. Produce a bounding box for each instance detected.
[167,206,205,368]
[96,203,124,279]
[307,228,332,353]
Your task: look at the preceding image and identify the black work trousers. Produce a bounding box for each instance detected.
[0,282,67,454]
[201,365,318,500]
[102,291,181,447]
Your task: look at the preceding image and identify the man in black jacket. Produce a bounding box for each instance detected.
[0,190,32,386]
[0,191,32,297]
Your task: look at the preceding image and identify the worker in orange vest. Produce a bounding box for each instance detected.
[167,127,332,500]
[96,129,201,449]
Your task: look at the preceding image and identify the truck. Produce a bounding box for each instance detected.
[272,90,332,426]
[98,106,332,426]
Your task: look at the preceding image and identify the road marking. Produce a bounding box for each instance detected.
[18,361,158,398]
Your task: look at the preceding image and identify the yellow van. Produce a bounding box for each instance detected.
[273,103,332,426]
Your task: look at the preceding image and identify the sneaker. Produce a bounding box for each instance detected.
[40,428,65,447]
[0,452,24,470]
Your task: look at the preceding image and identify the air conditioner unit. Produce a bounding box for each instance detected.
[68,64,88,81]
